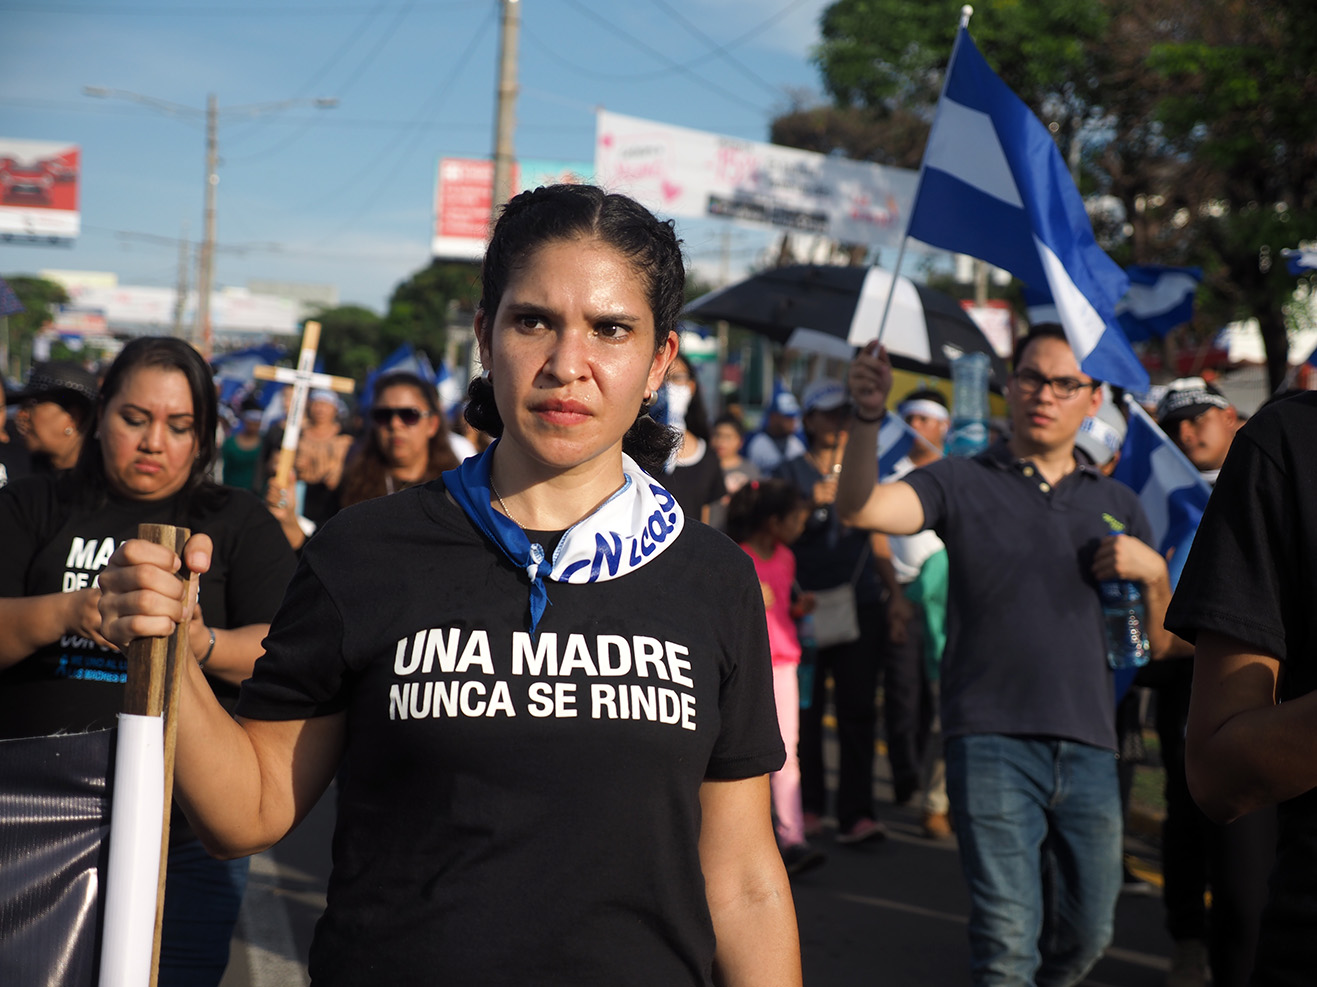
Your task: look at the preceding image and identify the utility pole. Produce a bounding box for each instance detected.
[196,93,219,359]
[172,224,190,338]
[490,0,521,223]
[81,87,335,358]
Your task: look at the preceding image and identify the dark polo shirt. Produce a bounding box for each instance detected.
[903,442,1154,751]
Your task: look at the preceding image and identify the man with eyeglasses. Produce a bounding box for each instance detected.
[835,324,1172,987]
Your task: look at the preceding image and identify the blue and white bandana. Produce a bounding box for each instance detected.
[443,442,685,635]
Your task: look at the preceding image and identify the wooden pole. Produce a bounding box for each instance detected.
[122,523,191,987]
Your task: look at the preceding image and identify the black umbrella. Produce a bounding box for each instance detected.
[683,264,1009,387]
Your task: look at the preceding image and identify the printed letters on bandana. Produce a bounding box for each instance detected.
[444,443,686,634]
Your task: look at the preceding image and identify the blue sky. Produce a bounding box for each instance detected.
[1,0,834,312]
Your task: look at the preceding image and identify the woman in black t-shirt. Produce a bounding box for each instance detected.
[100,186,800,987]
[660,351,725,523]
[0,337,296,986]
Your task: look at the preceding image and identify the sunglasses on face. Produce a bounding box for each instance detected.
[1012,368,1097,400]
[370,406,430,427]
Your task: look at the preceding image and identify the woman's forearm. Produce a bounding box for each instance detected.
[171,655,344,857]
[1186,634,1317,821]
[836,416,881,520]
[709,880,801,987]
[0,593,74,668]
[193,622,271,687]
[700,776,801,987]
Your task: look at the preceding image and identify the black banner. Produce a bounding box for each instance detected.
[0,729,114,986]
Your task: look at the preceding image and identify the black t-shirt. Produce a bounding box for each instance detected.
[236,478,785,986]
[0,475,297,738]
[663,441,726,519]
[1164,391,1317,985]
[904,443,1155,751]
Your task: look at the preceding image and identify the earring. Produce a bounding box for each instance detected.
[63,427,74,436]
[641,391,654,408]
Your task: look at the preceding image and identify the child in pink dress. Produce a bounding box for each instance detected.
[727,479,824,876]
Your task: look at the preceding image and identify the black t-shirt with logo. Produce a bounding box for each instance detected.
[236,478,785,986]
[0,474,296,738]
[1166,392,1317,985]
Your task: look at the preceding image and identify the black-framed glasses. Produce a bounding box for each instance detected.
[1012,368,1098,400]
[370,406,430,427]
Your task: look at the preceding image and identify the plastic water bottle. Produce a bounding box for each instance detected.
[1099,579,1151,670]
[947,351,990,457]
[797,612,817,709]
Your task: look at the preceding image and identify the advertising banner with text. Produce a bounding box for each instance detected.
[432,158,594,261]
[594,110,918,250]
[0,138,81,242]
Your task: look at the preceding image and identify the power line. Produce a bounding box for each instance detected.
[553,0,767,115]
[0,98,586,133]
[296,6,497,230]
[0,1,481,15]
[644,0,783,98]
[224,0,416,160]
[521,0,813,90]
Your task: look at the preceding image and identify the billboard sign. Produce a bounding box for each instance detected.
[0,138,80,242]
[594,111,918,250]
[432,157,594,261]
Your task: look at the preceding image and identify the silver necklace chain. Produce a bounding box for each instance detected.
[490,476,524,529]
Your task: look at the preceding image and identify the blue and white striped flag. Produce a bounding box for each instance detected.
[1116,265,1201,341]
[1282,247,1317,277]
[1111,395,1212,587]
[906,27,1147,391]
[877,413,919,480]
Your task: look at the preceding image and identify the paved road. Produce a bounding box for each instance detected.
[219,772,1171,987]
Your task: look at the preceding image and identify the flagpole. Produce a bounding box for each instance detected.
[872,5,974,348]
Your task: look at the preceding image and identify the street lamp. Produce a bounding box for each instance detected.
[82,86,337,358]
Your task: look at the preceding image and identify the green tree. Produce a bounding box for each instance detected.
[1146,0,1317,389]
[1,276,69,379]
[380,260,481,362]
[309,261,482,386]
[306,304,386,383]
[788,0,1317,389]
[807,0,1109,166]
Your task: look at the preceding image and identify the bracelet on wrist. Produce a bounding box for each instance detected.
[197,626,216,669]
[851,406,886,424]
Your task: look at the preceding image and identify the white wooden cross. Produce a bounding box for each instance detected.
[253,321,355,490]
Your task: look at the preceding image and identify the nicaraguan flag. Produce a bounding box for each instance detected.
[906,28,1147,391]
[1111,395,1212,587]
[876,413,919,480]
[1116,265,1201,341]
[1282,247,1317,277]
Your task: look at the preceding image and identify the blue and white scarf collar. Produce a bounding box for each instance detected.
[443,442,685,635]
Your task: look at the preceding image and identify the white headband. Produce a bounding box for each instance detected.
[898,399,950,423]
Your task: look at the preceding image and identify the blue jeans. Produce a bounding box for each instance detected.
[159,838,250,987]
[946,735,1121,987]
